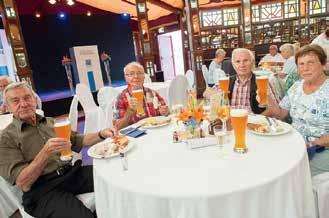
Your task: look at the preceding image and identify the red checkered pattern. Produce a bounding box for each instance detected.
[230,77,252,112]
[113,86,167,124]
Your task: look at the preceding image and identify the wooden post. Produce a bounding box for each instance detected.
[0,0,34,88]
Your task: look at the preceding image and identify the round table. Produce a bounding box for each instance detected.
[93,121,315,218]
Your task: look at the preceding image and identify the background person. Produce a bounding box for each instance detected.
[207,49,226,87]
[259,44,285,65]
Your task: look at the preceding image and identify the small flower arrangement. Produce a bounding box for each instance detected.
[177,94,208,126]
[61,55,71,66]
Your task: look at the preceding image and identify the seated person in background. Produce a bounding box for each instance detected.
[0,76,11,113]
[207,48,226,87]
[0,81,118,217]
[312,27,329,71]
[204,48,278,114]
[259,44,285,65]
[113,62,169,130]
[278,43,297,80]
[263,44,329,177]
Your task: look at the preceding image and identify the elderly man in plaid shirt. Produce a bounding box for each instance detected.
[113,62,169,129]
[204,48,278,114]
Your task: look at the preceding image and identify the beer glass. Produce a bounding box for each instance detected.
[230,109,248,153]
[132,89,145,117]
[256,76,269,108]
[54,118,73,161]
[218,77,229,100]
[216,98,230,132]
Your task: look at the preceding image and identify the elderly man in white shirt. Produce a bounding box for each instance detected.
[259,44,285,65]
[312,27,329,70]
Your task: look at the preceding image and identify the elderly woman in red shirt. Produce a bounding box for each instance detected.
[113,62,169,129]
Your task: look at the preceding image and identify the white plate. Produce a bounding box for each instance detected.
[247,115,292,136]
[139,116,171,129]
[87,138,135,159]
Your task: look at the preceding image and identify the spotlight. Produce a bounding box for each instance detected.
[86,11,92,16]
[35,11,41,18]
[67,0,75,6]
[57,11,66,20]
[49,0,56,5]
[123,13,129,17]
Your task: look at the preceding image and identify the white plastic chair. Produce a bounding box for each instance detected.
[76,84,106,134]
[185,69,195,90]
[213,68,226,85]
[168,75,189,108]
[144,73,152,83]
[312,172,329,218]
[68,95,79,132]
[97,87,119,128]
[0,176,95,217]
[202,65,209,87]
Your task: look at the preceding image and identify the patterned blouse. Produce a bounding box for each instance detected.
[113,86,167,124]
[280,79,329,141]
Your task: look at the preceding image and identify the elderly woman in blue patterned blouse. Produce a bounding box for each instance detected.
[264,44,329,177]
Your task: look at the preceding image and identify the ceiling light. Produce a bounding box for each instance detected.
[67,0,75,6]
[49,0,56,5]
[57,11,66,20]
[86,11,92,16]
[35,12,41,18]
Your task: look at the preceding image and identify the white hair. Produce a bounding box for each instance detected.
[280,43,295,56]
[231,48,255,63]
[215,48,226,58]
[123,61,145,75]
[3,81,34,105]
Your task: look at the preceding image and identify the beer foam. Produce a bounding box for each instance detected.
[54,120,70,127]
[256,75,268,79]
[132,89,143,93]
[218,77,229,80]
[230,109,248,117]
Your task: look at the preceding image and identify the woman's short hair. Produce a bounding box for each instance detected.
[123,61,145,75]
[295,44,327,65]
[215,49,226,58]
[280,43,294,56]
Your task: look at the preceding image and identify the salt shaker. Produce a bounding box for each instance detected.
[119,147,128,171]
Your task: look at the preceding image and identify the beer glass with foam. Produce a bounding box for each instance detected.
[218,77,229,100]
[54,119,73,161]
[132,89,145,117]
[230,109,248,153]
[256,76,269,108]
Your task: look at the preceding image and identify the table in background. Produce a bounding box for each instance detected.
[93,122,315,218]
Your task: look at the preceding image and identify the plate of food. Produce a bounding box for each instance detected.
[87,135,135,159]
[247,115,291,136]
[139,116,171,129]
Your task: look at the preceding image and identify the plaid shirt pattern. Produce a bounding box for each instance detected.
[231,77,252,112]
[113,86,167,124]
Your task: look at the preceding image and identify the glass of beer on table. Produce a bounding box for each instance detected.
[256,75,269,108]
[54,118,73,161]
[218,77,229,100]
[132,89,145,117]
[230,109,248,153]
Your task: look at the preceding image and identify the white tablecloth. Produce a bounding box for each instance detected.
[114,82,170,104]
[93,122,316,218]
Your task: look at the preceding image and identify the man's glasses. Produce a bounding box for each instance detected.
[125,72,145,77]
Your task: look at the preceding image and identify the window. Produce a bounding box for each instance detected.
[201,10,222,27]
[309,0,326,15]
[284,0,298,18]
[261,3,282,21]
[223,8,239,26]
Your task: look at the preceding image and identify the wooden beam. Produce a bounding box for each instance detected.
[146,0,182,13]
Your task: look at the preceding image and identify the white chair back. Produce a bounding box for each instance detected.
[213,68,226,85]
[76,84,105,134]
[97,87,119,111]
[168,75,189,107]
[201,65,209,87]
[185,69,195,90]
[144,74,152,83]
[312,172,329,218]
[68,95,79,132]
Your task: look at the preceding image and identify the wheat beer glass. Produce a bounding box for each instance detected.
[132,89,145,117]
[230,109,248,153]
[218,77,229,100]
[256,76,269,108]
[54,119,73,161]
